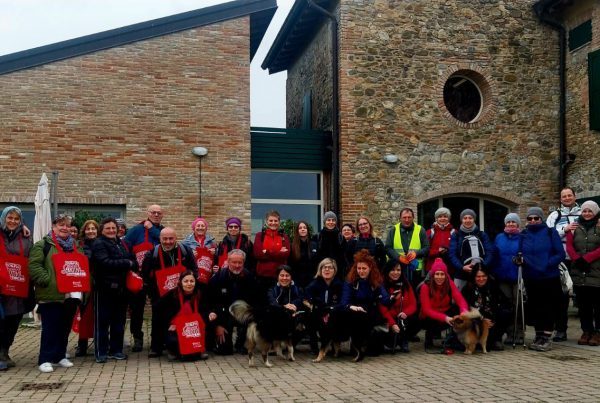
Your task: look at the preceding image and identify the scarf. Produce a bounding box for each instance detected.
[460,224,478,234]
[579,214,599,231]
[56,235,75,252]
[504,227,520,235]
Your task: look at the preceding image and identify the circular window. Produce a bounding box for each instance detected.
[442,69,492,125]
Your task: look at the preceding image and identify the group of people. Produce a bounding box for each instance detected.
[0,186,598,372]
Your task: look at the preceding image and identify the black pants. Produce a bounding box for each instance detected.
[574,286,600,333]
[94,291,128,357]
[150,302,167,353]
[128,288,146,340]
[0,313,23,351]
[37,299,79,365]
[524,276,563,334]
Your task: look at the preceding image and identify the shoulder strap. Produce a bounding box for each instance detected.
[429,227,435,240]
[553,210,562,228]
[43,239,52,258]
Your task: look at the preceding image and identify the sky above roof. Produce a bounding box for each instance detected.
[0,0,293,127]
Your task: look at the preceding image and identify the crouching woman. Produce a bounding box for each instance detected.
[341,249,390,362]
[159,270,210,361]
[419,258,468,351]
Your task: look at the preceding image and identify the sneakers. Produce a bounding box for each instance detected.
[588,332,600,346]
[530,336,552,352]
[108,353,128,360]
[578,332,592,345]
[131,337,143,353]
[0,361,7,371]
[95,356,108,363]
[552,331,567,342]
[58,358,74,367]
[38,362,54,373]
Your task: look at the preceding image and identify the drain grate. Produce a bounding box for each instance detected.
[546,354,588,361]
[20,382,64,391]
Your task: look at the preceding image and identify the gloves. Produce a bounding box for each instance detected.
[512,255,524,266]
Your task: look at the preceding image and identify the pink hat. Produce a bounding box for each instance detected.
[430,258,448,275]
[191,217,208,231]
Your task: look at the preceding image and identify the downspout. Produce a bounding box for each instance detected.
[306,0,340,219]
[534,1,567,189]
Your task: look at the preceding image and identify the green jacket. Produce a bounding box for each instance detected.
[28,235,84,302]
[569,226,600,288]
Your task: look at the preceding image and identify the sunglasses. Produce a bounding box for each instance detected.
[228,225,240,229]
[526,216,542,222]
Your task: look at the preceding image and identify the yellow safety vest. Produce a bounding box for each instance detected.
[393,223,423,270]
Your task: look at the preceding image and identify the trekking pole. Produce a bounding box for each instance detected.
[513,253,526,349]
[518,262,526,349]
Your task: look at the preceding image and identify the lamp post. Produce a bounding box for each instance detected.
[192,146,208,215]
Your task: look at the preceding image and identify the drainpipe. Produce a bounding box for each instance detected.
[534,1,568,189]
[306,0,340,219]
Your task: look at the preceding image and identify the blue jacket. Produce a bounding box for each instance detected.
[304,277,344,312]
[521,224,565,280]
[340,280,390,312]
[268,283,303,309]
[124,222,163,248]
[493,232,520,283]
[449,227,494,280]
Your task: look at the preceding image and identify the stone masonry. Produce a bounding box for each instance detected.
[0,18,252,238]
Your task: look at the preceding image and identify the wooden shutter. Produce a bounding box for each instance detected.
[589,49,600,131]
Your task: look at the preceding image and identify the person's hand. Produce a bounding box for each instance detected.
[262,249,267,254]
[284,303,297,312]
[391,324,400,334]
[565,222,579,232]
[484,318,494,328]
[512,255,524,266]
[399,312,407,320]
[215,326,227,344]
[438,247,447,254]
[280,246,288,253]
[463,264,473,273]
[143,220,153,229]
[399,255,409,264]
[22,225,31,237]
[168,324,176,331]
[406,251,416,261]
[209,247,216,255]
[192,249,198,258]
[445,316,454,326]
[350,305,366,313]
[208,312,217,321]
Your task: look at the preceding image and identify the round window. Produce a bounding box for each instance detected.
[442,70,491,125]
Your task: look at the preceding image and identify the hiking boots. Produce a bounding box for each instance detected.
[588,332,600,346]
[578,332,592,345]
[530,336,552,352]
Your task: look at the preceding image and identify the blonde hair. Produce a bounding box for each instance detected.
[315,258,338,278]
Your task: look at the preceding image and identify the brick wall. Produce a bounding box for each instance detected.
[287,0,561,234]
[0,18,252,240]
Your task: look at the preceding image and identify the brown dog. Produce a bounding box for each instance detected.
[451,308,491,354]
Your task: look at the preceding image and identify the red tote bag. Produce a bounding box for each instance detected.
[0,236,29,298]
[195,247,213,284]
[173,293,206,355]
[51,233,91,293]
[132,229,154,267]
[154,247,185,297]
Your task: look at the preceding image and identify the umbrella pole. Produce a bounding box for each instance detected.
[51,171,59,218]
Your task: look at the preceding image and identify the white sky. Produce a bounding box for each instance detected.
[0,0,293,127]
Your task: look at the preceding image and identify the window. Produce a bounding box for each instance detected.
[569,20,592,51]
[442,69,492,125]
[418,196,509,241]
[589,49,600,131]
[251,170,323,233]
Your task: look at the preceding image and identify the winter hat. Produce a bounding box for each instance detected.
[581,201,600,216]
[504,213,521,226]
[191,217,209,231]
[526,207,545,221]
[429,258,448,275]
[460,209,477,221]
[115,218,127,228]
[225,217,242,228]
[323,211,337,223]
[434,207,451,219]
[0,206,22,230]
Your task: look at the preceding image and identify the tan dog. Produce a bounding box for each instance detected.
[451,308,491,354]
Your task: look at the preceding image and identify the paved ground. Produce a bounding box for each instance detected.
[2,313,600,403]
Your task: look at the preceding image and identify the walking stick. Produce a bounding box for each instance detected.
[513,253,527,349]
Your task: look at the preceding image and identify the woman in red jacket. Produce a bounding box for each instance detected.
[253,211,290,304]
[425,207,455,274]
[378,261,417,353]
[419,258,468,351]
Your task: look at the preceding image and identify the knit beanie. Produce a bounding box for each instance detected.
[581,201,600,216]
[434,207,451,219]
[460,209,477,221]
[191,217,209,231]
[323,211,337,223]
[429,258,448,275]
[504,213,521,226]
[526,207,545,221]
[225,217,242,229]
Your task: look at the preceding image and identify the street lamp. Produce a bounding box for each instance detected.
[192,147,208,215]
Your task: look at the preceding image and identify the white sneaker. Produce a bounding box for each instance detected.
[57,358,73,368]
[39,362,54,373]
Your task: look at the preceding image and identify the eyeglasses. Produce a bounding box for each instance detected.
[358,222,369,227]
[228,225,240,229]
[526,216,541,222]
[322,265,334,270]
[148,211,162,216]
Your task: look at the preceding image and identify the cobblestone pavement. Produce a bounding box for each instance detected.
[2,316,600,403]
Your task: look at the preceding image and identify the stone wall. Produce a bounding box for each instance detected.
[562,0,600,199]
[0,18,252,239]
[332,0,560,233]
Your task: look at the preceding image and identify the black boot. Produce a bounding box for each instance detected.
[132,337,143,353]
[75,340,88,357]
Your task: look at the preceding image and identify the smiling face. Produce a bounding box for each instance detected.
[436,214,450,226]
[505,220,519,230]
[227,223,240,237]
[357,219,370,235]
[194,221,207,236]
[160,228,177,252]
[357,262,371,279]
[433,270,446,286]
[84,223,98,240]
[102,222,117,239]
[181,274,196,294]
[5,211,21,232]
[560,189,576,208]
[325,218,337,230]
[320,262,335,280]
[53,220,71,240]
[266,215,280,231]
[147,205,163,225]
[582,208,595,220]
[341,225,354,240]
[461,215,475,229]
[278,269,292,286]
[227,253,245,275]
[400,211,414,227]
[388,265,402,282]
[474,270,488,288]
